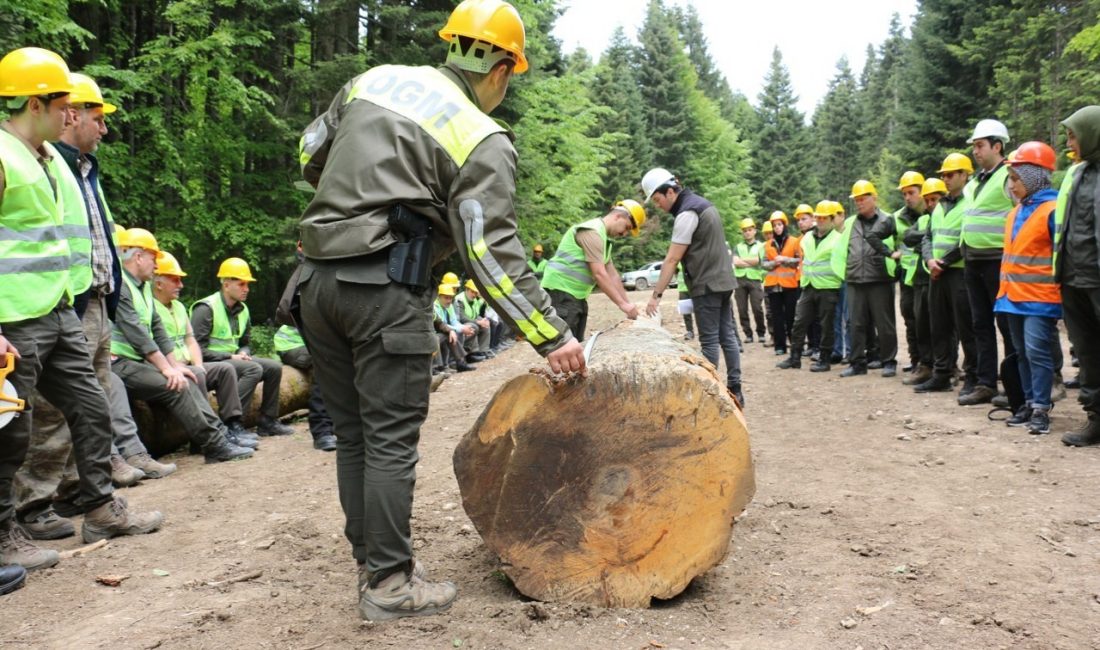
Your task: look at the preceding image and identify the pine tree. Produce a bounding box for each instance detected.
[636,0,697,177]
[812,58,863,203]
[749,47,817,215]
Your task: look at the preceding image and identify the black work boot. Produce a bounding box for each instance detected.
[839,363,867,378]
[728,382,745,408]
[313,433,337,452]
[1062,414,1100,447]
[0,564,25,596]
[776,350,801,370]
[809,360,831,373]
[882,361,898,378]
[203,438,254,463]
[256,415,294,437]
[913,374,953,393]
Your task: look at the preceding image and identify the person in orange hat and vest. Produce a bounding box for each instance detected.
[994,141,1061,435]
[762,210,801,356]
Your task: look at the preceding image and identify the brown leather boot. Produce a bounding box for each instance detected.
[81,496,164,543]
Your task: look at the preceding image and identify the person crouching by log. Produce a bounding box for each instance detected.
[540,200,645,340]
[433,284,475,374]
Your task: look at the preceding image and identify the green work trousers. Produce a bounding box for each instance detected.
[0,303,114,526]
[298,261,437,573]
[225,357,282,420]
[111,358,224,448]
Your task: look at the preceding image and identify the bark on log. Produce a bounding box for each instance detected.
[453,318,755,608]
[133,365,310,457]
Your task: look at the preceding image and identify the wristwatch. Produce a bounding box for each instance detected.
[652,291,663,299]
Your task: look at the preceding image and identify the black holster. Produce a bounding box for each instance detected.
[386,204,433,293]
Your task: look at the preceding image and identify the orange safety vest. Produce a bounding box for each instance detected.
[997,201,1059,305]
[765,235,802,289]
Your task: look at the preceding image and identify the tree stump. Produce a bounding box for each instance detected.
[453,318,755,607]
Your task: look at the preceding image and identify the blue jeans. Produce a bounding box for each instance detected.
[692,290,741,386]
[1006,313,1057,410]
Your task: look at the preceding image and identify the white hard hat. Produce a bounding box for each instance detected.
[641,167,675,202]
[967,119,1010,144]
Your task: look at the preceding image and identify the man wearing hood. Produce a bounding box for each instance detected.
[1055,106,1100,446]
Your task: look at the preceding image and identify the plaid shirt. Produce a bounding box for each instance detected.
[77,156,115,293]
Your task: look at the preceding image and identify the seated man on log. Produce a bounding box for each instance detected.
[433,283,476,374]
[273,323,336,451]
[190,257,294,437]
[540,200,645,340]
[454,279,493,361]
[151,251,259,449]
[110,229,254,463]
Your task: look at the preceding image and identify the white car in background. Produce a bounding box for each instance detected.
[621,261,678,291]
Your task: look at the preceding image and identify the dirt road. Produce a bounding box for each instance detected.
[3,290,1099,649]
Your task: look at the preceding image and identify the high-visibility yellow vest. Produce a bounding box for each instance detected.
[454,292,484,321]
[541,218,611,300]
[45,149,94,296]
[192,293,249,354]
[800,230,843,290]
[1053,162,1084,276]
[273,324,305,353]
[962,164,1012,250]
[905,213,931,285]
[154,298,191,363]
[0,131,72,322]
[735,241,765,282]
[893,207,920,282]
[111,272,154,361]
[930,197,968,269]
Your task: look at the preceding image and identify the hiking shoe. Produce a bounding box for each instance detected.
[839,364,867,378]
[81,496,163,543]
[903,365,932,386]
[256,416,294,437]
[0,564,25,596]
[18,509,74,541]
[110,454,145,488]
[809,361,831,373]
[358,559,426,597]
[1063,414,1100,447]
[958,379,977,398]
[313,433,337,452]
[454,362,476,372]
[728,382,745,408]
[959,385,997,406]
[0,522,59,571]
[125,453,177,480]
[776,356,801,370]
[1006,405,1033,427]
[1027,410,1051,435]
[882,362,898,378]
[226,419,258,442]
[227,432,260,449]
[359,567,457,622]
[914,375,953,393]
[203,438,254,464]
[991,393,1010,408]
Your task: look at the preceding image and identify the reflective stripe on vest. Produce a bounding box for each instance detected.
[930,199,967,269]
[111,273,154,361]
[541,218,611,300]
[1053,162,1084,276]
[894,208,920,277]
[904,214,931,286]
[154,299,191,363]
[765,235,801,289]
[962,164,1012,249]
[192,293,250,354]
[273,324,305,353]
[830,216,898,280]
[735,241,764,282]
[0,131,72,322]
[527,258,546,275]
[997,201,1060,305]
[799,230,842,290]
[343,65,504,167]
[44,144,93,296]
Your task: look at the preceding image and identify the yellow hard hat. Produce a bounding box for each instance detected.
[441,271,461,287]
[769,210,788,224]
[438,283,456,297]
[761,221,774,234]
[614,199,646,237]
[216,257,256,283]
[832,201,845,214]
[113,223,125,235]
[0,47,74,97]
[1067,150,1078,162]
[118,227,160,253]
[439,0,528,74]
[937,152,974,174]
[920,178,948,197]
[464,279,478,292]
[849,179,877,198]
[739,218,756,230]
[793,203,813,217]
[813,200,836,218]
[154,251,187,277]
[896,170,925,190]
[67,72,117,114]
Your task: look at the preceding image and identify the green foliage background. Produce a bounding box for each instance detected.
[3,0,1097,325]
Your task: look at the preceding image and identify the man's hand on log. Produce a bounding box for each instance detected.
[645,296,660,317]
[620,302,639,320]
[547,339,586,376]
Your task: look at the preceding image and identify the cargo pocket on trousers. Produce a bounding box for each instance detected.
[380,328,438,410]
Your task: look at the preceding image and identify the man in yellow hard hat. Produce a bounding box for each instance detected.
[541,200,643,340]
[454,279,493,360]
[112,229,255,465]
[900,178,946,386]
[295,0,584,620]
[152,252,258,450]
[433,282,477,374]
[733,218,766,343]
[831,180,899,378]
[528,243,546,279]
[915,155,978,395]
[191,257,293,437]
[0,48,163,574]
[894,171,927,379]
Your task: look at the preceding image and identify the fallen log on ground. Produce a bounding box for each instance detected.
[453,318,755,607]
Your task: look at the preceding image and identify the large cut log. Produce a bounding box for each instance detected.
[453,318,755,607]
[133,365,311,457]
